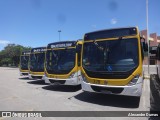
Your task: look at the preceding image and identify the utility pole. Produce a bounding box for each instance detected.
[146,0,150,76]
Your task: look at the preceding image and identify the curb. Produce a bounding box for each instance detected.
[144,75,150,79]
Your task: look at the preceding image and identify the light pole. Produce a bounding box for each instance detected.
[58,30,61,41]
[146,0,150,76]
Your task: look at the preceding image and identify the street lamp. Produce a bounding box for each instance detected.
[146,0,150,76]
[58,30,61,41]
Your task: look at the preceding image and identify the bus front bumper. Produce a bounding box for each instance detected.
[28,74,43,80]
[20,72,29,76]
[81,80,143,97]
[44,77,81,86]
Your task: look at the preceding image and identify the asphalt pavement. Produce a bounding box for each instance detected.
[0,67,155,120]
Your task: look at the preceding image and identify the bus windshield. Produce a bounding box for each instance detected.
[46,48,76,74]
[30,53,45,72]
[20,56,29,70]
[83,38,138,72]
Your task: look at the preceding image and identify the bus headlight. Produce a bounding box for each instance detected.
[69,72,75,78]
[81,73,89,83]
[44,70,47,77]
[128,75,139,86]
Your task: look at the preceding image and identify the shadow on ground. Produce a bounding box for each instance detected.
[19,77,30,80]
[27,80,48,85]
[42,85,81,92]
[73,92,140,108]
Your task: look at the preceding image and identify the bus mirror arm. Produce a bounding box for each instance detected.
[143,42,148,52]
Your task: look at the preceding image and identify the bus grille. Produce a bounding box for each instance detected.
[22,73,28,75]
[31,76,42,79]
[91,86,124,94]
[49,79,66,84]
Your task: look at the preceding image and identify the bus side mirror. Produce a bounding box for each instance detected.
[142,42,148,52]
[141,37,148,52]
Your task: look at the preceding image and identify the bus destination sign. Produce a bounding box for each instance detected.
[31,48,46,53]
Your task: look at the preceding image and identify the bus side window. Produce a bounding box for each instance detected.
[76,44,82,66]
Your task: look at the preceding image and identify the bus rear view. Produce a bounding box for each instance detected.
[29,47,46,79]
[19,51,30,76]
[44,41,82,85]
[81,27,145,98]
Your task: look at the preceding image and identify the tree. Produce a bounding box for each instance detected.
[0,44,31,67]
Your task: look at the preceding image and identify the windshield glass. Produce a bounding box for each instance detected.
[20,56,29,70]
[46,48,76,74]
[83,38,138,72]
[30,53,45,72]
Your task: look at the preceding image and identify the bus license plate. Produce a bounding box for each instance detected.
[94,80,100,84]
[101,90,112,94]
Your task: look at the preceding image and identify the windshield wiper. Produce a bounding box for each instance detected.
[57,50,68,66]
[103,44,111,71]
[51,50,59,66]
[93,40,104,51]
[93,40,111,70]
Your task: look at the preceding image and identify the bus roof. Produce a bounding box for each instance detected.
[84,27,138,41]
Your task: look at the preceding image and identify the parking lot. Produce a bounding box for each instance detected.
[0,67,154,120]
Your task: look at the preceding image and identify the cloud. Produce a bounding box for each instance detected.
[110,18,117,25]
[0,40,10,45]
[91,24,97,29]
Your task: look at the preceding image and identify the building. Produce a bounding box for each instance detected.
[140,30,159,47]
[140,30,160,65]
[150,33,158,46]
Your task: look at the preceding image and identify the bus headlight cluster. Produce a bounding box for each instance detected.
[44,71,47,77]
[128,75,139,86]
[81,73,88,83]
[69,72,75,78]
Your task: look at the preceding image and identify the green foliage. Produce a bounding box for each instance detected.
[0,58,12,66]
[0,44,31,67]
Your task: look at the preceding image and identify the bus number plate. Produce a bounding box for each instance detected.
[94,80,100,84]
[101,90,112,94]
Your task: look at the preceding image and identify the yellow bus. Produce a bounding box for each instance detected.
[81,27,147,98]
[150,44,160,79]
[19,51,30,76]
[44,41,82,85]
[150,44,160,111]
[29,47,46,79]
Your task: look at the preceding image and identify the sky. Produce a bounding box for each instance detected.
[0,0,159,50]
